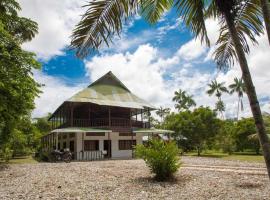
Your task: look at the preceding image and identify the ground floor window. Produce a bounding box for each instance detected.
[84,140,99,151]
[118,140,136,150]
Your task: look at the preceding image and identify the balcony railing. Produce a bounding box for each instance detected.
[60,118,150,129]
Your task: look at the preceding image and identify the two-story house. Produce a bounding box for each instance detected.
[41,71,173,160]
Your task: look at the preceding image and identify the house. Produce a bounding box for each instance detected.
[41,71,173,160]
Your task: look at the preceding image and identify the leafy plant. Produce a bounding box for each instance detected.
[0,146,13,162]
[135,139,180,181]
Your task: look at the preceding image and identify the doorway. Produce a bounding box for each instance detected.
[103,140,111,158]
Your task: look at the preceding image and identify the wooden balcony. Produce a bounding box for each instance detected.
[58,117,150,131]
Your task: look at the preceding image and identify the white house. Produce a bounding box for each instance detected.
[41,71,173,160]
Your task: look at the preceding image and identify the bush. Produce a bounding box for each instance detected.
[0,146,13,163]
[135,139,180,181]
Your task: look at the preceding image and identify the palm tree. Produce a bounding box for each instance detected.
[229,77,246,120]
[207,80,228,100]
[156,106,170,123]
[172,89,196,111]
[207,80,228,118]
[71,0,270,180]
[214,100,225,119]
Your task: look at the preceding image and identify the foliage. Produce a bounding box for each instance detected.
[215,120,236,154]
[233,118,260,154]
[0,145,13,162]
[0,0,41,157]
[156,106,170,123]
[135,139,180,181]
[164,107,221,156]
[172,89,196,111]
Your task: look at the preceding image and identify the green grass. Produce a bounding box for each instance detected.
[0,156,38,164]
[185,151,264,163]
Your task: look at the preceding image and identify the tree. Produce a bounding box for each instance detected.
[214,100,225,119]
[156,106,170,123]
[207,80,228,118]
[71,0,270,180]
[172,89,196,111]
[164,107,220,156]
[211,0,270,179]
[0,0,40,148]
[229,77,246,120]
[234,118,260,154]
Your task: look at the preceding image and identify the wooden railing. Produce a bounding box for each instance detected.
[75,151,104,161]
[65,118,150,129]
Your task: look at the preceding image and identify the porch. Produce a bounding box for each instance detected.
[41,127,141,161]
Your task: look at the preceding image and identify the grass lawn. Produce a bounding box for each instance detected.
[0,156,38,164]
[185,151,264,163]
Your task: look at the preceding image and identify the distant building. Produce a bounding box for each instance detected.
[41,71,173,160]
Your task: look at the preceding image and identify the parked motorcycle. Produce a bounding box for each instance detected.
[50,149,72,163]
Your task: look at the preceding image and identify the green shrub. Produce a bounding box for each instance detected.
[135,139,180,181]
[0,146,13,163]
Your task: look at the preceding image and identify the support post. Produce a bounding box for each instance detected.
[108,107,111,128]
[70,103,74,127]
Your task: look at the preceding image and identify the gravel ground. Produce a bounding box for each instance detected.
[0,156,270,200]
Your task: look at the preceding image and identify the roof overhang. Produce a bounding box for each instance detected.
[133,128,174,134]
[51,127,112,133]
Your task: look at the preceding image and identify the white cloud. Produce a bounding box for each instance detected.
[32,70,84,117]
[19,0,85,60]
[177,39,207,61]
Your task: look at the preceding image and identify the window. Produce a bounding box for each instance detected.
[58,142,60,150]
[84,140,99,151]
[86,132,105,136]
[119,140,136,150]
[119,133,135,136]
[69,133,75,138]
[63,134,67,139]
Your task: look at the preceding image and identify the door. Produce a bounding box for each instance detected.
[103,140,111,158]
[69,141,75,152]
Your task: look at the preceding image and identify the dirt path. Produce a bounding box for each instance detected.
[0,156,269,200]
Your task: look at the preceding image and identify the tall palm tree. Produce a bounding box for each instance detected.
[172,89,196,111]
[229,77,246,120]
[215,100,225,119]
[71,0,270,180]
[156,106,170,123]
[207,80,228,101]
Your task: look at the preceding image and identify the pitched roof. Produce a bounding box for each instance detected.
[67,71,155,109]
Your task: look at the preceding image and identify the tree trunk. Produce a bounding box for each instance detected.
[197,146,201,156]
[260,0,270,45]
[237,97,240,120]
[224,12,270,180]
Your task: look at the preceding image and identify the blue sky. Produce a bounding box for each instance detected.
[19,0,270,118]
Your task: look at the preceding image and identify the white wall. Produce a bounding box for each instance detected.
[72,132,144,159]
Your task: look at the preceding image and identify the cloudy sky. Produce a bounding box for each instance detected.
[18,0,270,119]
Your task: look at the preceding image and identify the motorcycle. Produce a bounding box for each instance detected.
[51,148,72,163]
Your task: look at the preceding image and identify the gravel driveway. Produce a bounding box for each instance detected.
[0,156,269,200]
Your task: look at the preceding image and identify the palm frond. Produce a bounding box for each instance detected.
[174,0,210,46]
[213,0,264,69]
[71,0,137,58]
[140,0,173,24]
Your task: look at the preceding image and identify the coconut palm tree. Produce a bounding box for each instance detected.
[172,89,196,111]
[156,106,170,123]
[229,77,246,120]
[71,0,270,180]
